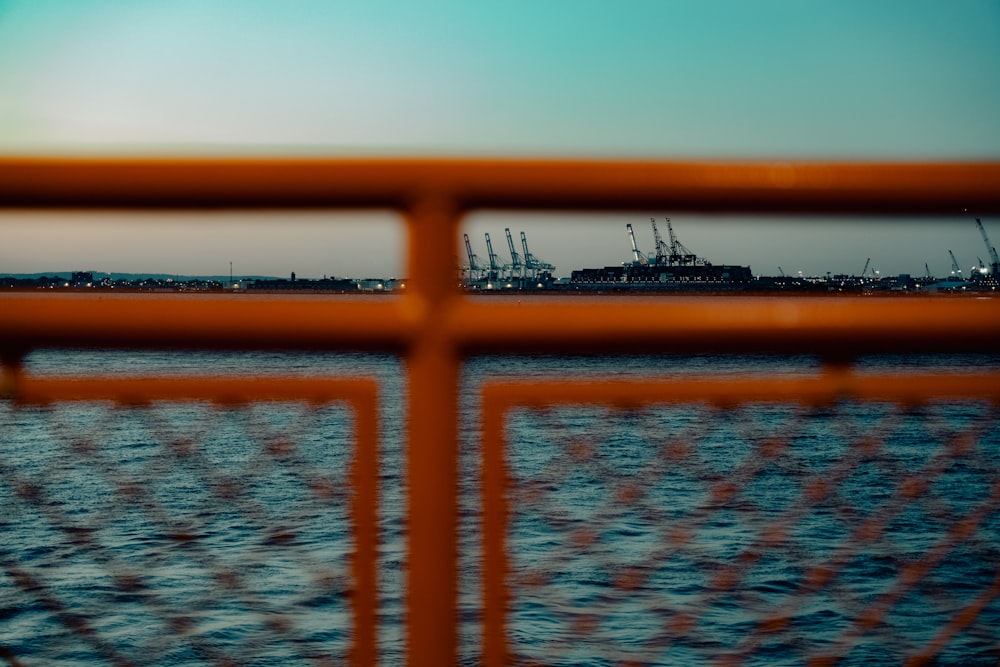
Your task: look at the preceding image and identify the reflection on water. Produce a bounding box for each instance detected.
[1,349,998,665]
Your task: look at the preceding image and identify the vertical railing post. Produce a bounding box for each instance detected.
[404,192,461,667]
[350,386,380,667]
[482,388,511,667]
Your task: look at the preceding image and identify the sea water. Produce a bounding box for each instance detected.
[1,348,998,665]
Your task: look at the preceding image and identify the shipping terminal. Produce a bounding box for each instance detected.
[4,219,998,294]
[463,217,998,294]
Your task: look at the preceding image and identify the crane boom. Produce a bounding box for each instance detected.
[667,220,680,258]
[626,224,646,264]
[949,250,962,277]
[520,231,534,270]
[860,257,871,277]
[520,231,554,273]
[463,234,481,274]
[484,233,501,278]
[975,218,1000,274]
[665,219,699,265]
[505,228,523,277]
[650,218,669,264]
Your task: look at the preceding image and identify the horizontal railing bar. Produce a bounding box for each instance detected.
[0,294,416,353]
[1,157,999,213]
[3,294,999,356]
[448,296,1000,356]
[7,375,380,405]
[480,372,1000,407]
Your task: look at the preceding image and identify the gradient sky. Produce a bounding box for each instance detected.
[1,1,999,278]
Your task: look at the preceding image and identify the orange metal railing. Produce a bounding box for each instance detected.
[2,157,1000,666]
[481,373,1000,666]
[6,375,380,666]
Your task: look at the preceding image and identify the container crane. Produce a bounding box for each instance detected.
[463,233,484,281]
[520,231,555,280]
[666,219,700,266]
[975,218,1000,275]
[505,228,524,281]
[626,224,647,265]
[484,233,502,282]
[650,218,670,265]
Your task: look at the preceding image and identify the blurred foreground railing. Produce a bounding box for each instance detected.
[2,158,1000,666]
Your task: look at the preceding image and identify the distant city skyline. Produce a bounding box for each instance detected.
[1,1,998,276]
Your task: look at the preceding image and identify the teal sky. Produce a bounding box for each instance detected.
[1,1,999,277]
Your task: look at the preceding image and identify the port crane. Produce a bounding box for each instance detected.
[505,228,525,281]
[484,233,502,282]
[975,218,1000,275]
[860,257,871,279]
[650,218,670,265]
[626,224,647,265]
[666,219,701,266]
[520,231,555,280]
[948,250,963,278]
[463,234,484,281]
[631,218,701,266]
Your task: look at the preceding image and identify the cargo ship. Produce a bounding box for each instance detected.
[564,218,755,292]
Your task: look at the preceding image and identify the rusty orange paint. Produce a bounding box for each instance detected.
[1,157,1000,214]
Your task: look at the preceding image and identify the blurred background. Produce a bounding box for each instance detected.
[1,0,999,279]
